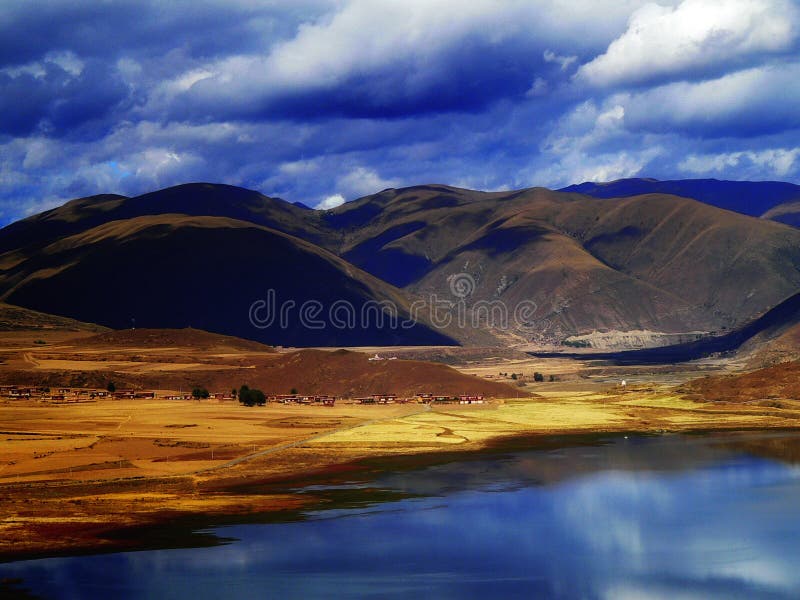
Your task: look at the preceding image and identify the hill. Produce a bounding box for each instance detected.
[249,349,525,398]
[0,213,453,347]
[0,183,330,256]
[683,361,800,404]
[0,302,107,332]
[0,326,521,398]
[74,327,275,352]
[559,178,800,217]
[762,201,800,227]
[527,291,800,365]
[743,323,800,367]
[326,185,800,345]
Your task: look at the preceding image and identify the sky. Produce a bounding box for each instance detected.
[1,0,800,223]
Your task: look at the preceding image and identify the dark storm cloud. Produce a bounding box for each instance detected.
[1,0,800,223]
[0,1,290,66]
[175,34,559,121]
[0,58,130,138]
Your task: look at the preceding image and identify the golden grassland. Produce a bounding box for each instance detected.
[2,376,799,560]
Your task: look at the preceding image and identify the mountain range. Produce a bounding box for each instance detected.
[560,177,800,219]
[1,179,799,351]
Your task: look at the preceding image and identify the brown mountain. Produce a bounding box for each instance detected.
[327,185,800,344]
[3,181,800,349]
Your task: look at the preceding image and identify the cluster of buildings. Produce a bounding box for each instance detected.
[269,394,337,406]
[355,393,485,405]
[0,385,162,402]
[0,385,487,406]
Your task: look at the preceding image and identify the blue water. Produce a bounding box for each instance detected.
[4,432,800,599]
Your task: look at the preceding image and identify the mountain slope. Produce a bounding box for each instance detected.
[684,360,800,404]
[0,302,108,332]
[327,185,800,344]
[0,214,453,347]
[762,201,800,227]
[560,178,800,217]
[0,183,331,257]
[74,327,275,352]
[528,291,800,365]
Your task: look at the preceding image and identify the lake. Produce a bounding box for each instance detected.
[3,431,800,599]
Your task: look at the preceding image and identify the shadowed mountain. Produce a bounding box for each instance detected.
[0,213,454,347]
[560,178,800,217]
[0,183,331,257]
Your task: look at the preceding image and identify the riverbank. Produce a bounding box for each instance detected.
[2,381,800,561]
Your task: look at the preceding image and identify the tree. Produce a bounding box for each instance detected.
[533,372,544,382]
[239,385,266,407]
[107,381,116,393]
[290,387,298,395]
[511,373,518,380]
[250,389,266,406]
[192,387,209,400]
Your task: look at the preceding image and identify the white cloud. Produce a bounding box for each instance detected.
[336,166,400,198]
[619,62,800,134]
[544,49,577,71]
[117,148,205,190]
[163,0,652,114]
[46,50,85,77]
[578,0,799,88]
[278,158,321,176]
[525,77,549,97]
[261,0,643,90]
[1,50,85,79]
[532,148,660,188]
[679,148,800,178]
[309,166,400,210]
[530,99,662,187]
[316,193,345,210]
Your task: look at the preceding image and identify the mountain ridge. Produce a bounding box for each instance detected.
[560,177,800,218]
[2,180,800,351]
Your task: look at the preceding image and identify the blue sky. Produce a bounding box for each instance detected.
[1,0,799,223]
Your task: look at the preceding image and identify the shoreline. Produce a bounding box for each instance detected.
[3,408,800,564]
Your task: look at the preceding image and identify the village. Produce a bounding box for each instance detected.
[0,384,486,406]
